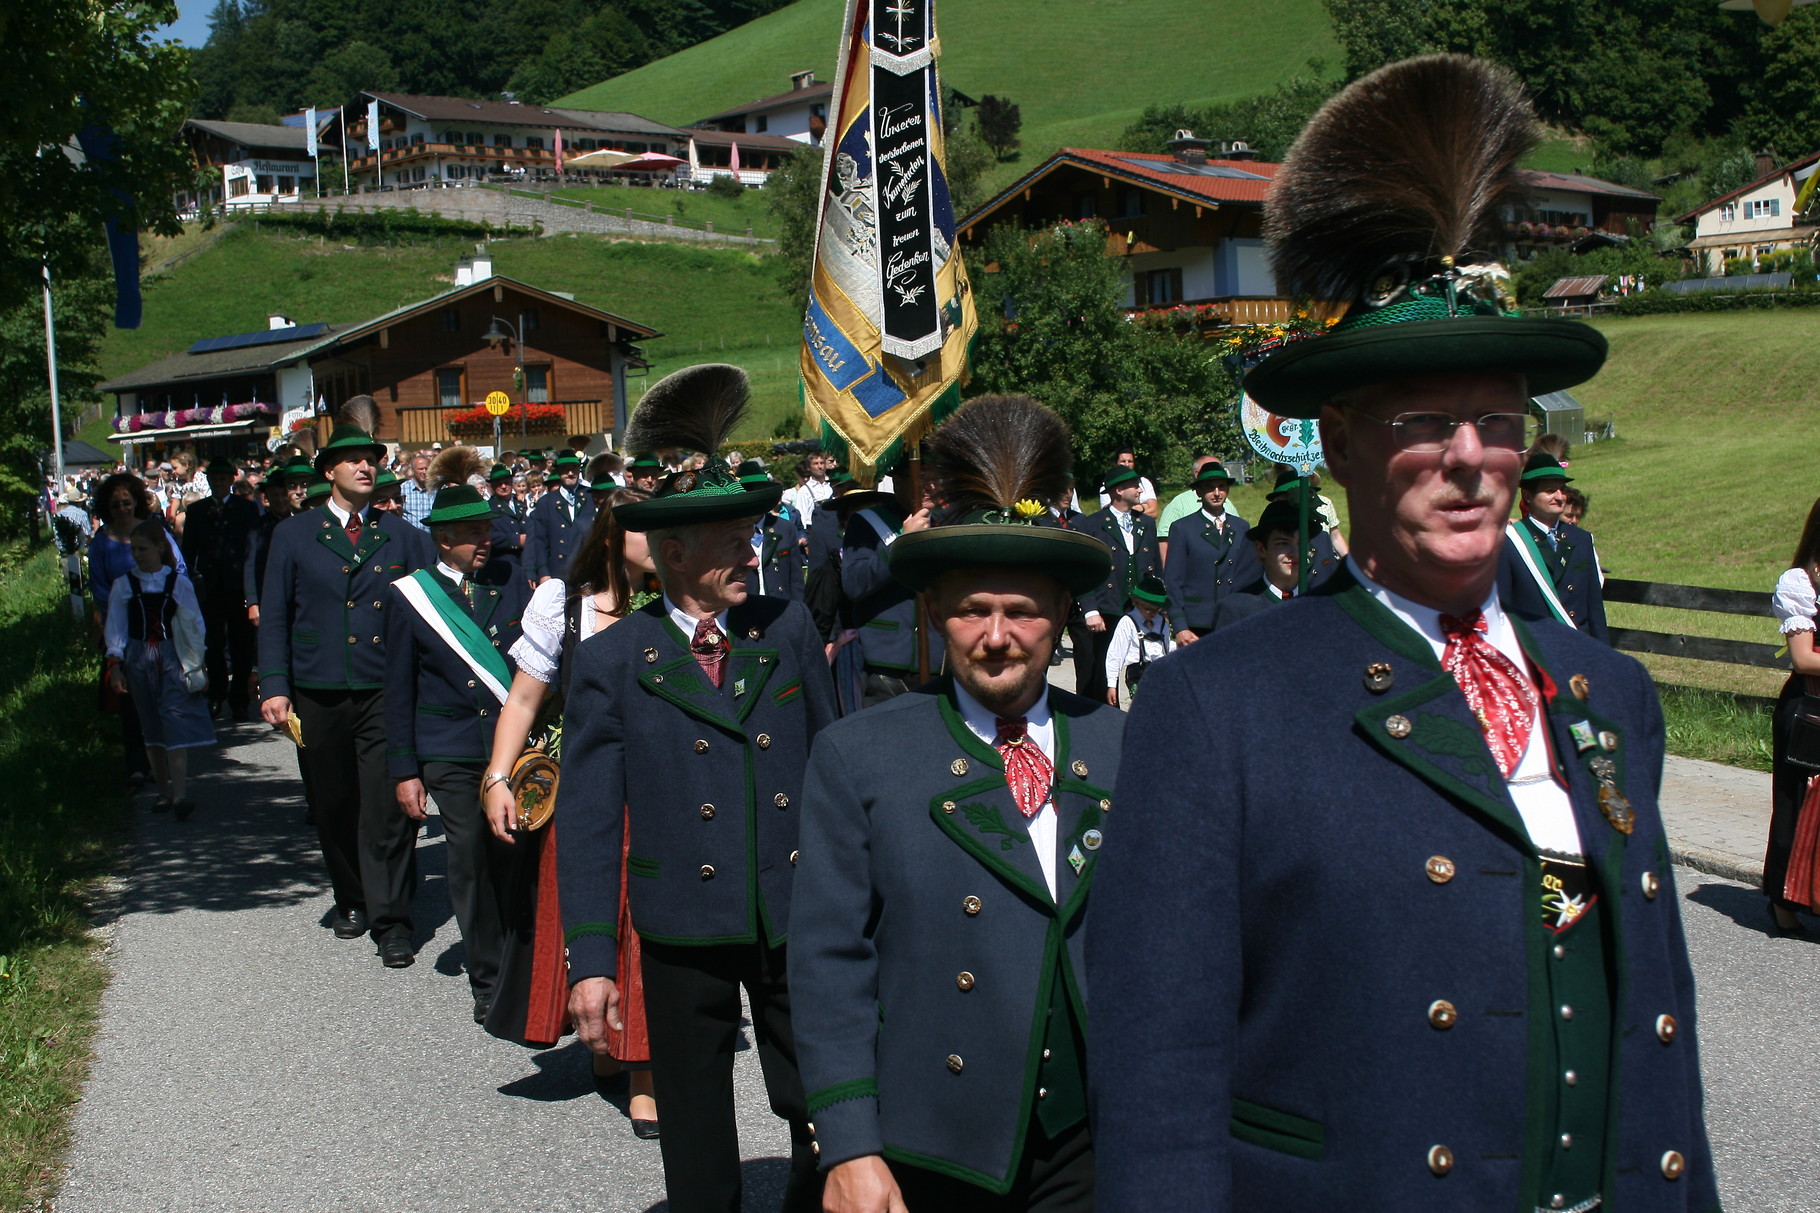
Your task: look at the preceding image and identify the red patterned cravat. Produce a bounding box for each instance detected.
[994,717,1054,819]
[344,510,362,545]
[691,617,729,689]
[1439,611,1538,780]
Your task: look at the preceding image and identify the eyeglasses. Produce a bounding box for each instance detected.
[1346,408,1536,453]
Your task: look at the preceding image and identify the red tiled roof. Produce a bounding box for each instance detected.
[1059,147,1278,204]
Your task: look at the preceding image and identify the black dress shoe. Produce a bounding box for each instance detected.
[332,908,368,939]
[472,993,493,1024]
[173,798,195,821]
[632,1119,661,1140]
[379,938,415,968]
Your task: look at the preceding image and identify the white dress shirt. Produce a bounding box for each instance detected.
[322,498,367,530]
[1347,557,1583,858]
[666,596,730,643]
[952,682,1060,900]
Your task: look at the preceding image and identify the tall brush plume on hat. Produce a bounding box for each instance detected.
[612,364,783,530]
[313,394,389,471]
[1244,54,1607,418]
[887,394,1111,596]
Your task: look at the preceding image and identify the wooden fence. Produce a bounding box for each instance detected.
[1603,578,1783,671]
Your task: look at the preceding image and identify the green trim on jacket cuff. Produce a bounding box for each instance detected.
[806,1076,877,1115]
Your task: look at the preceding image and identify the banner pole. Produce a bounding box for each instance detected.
[909,446,931,685]
[1297,471,1312,597]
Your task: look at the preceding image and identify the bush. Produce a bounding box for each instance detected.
[704,174,746,200]
[1612,286,1820,315]
[238,206,536,243]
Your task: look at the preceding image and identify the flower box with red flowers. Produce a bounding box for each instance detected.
[446,401,566,435]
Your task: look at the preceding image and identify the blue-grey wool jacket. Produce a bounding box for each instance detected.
[790,680,1124,1190]
[1078,507,1157,621]
[841,508,939,674]
[525,488,594,582]
[382,570,530,778]
[1088,569,1717,1213]
[1163,510,1259,633]
[1499,521,1610,643]
[747,511,805,602]
[557,595,837,980]
[256,505,430,700]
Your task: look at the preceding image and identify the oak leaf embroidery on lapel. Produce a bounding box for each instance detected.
[961,801,1028,852]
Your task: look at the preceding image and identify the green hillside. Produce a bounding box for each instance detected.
[557,0,1339,187]
[88,226,805,446]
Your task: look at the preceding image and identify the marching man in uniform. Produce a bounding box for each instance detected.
[258,399,430,964]
[791,395,1123,1213]
[384,448,531,1022]
[1500,452,1609,642]
[526,449,593,585]
[558,365,836,1213]
[1160,460,1256,647]
[1091,56,1717,1213]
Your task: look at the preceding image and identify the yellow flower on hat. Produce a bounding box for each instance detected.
[1013,498,1045,518]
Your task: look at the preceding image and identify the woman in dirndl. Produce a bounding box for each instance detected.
[104,518,214,818]
[482,485,662,1137]
[1766,498,1820,932]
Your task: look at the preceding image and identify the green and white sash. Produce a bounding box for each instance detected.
[394,570,511,703]
[1506,521,1574,627]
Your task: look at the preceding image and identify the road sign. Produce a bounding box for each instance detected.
[484,391,511,416]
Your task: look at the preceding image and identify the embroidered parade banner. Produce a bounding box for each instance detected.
[801,0,977,477]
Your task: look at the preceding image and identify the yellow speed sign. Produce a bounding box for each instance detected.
[484,391,511,416]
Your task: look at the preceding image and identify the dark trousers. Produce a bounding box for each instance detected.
[641,939,821,1213]
[890,1119,1094,1213]
[421,760,508,994]
[200,585,256,711]
[292,687,416,940]
[1080,626,1114,700]
[1066,619,1095,699]
[1767,676,1808,908]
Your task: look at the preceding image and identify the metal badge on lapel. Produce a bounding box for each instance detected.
[1599,731,1619,752]
[1082,828,1102,851]
[1569,674,1590,700]
[1385,714,1413,739]
[1364,662,1395,693]
[1598,785,1635,834]
[1569,720,1597,753]
[1068,845,1086,875]
[747,627,762,639]
[733,678,746,698]
[644,648,659,663]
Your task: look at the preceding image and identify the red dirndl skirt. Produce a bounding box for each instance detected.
[1783,775,1820,912]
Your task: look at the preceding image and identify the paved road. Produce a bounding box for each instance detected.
[54,726,1820,1211]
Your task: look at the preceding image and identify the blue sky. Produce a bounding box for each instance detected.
[156,4,214,47]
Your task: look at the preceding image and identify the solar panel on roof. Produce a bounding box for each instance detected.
[187,322,330,355]
[1116,157,1268,180]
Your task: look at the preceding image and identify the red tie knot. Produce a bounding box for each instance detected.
[994,717,1029,748]
[691,618,727,655]
[1439,610,1488,641]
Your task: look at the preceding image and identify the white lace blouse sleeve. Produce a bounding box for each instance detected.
[1772,567,1817,634]
[509,578,568,683]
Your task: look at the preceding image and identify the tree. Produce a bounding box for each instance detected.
[1740,8,1820,160]
[967,220,1238,479]
[765,144,825,309]
[0,0,196,316]
[976,95,1022,161]
[1118,68,1338,163]
[302,41,402,109]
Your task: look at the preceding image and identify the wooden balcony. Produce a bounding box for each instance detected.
[395,399,608,447]
[1128,296,1296,334]
[348,143,559,172]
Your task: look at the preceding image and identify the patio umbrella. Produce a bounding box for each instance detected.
[616,152,686,172]
[564,148,636,171]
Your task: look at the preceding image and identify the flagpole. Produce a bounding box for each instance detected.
[42,261,65,493]
[340,108,350,195]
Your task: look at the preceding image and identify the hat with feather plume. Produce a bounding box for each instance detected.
[610,365,784,530]
[1244,55,1608,418]
[314,395,388,470]
[887,394,1111,595]
[424,445,494,525]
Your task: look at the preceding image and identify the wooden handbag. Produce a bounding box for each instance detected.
[508,748,560,831]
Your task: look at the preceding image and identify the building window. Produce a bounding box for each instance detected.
[411,132,424,145]
[522,307,540,332]
[1748,198,1781,219]
[525,366,550,403]
[495,133,512,148]
[229,175,250,198]
[1119,188,1147,218]
[467,131,483,146]
[442,308,460,332]
[436,368,463,408]
[525,136,544,150]
[755,114,769,133]
[278,176,295,195]
[1758,243,1776,256]
[1719,202,1737,222]
[1140,267,1183,305]
[1075,193,1097,219]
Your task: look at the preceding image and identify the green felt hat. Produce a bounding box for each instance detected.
[552,449,582,470]
[280,458,315,481]
[1244,309,1608,420]
[738,470,775,489]
[425,484,493,525]
[487,463,513,482]
[1192,462,1235,488]
[626,452,663,472]
[1131,574,1168,606]
[1265,463,1319,499]
[1251,498,1304,541]
[887,395,1111,597]
[1520,452,1573,484]
[611,366,784,531]
[303,475,331,502]
[206,458,236,477]
[827,473,894,514]
[373,469,400,490]
[586,473,620,493]
[1102,465,1140,491]
[314,425,386,471]
[1243,56,1607,420]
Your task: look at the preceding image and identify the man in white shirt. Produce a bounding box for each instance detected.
[786,452,835,529]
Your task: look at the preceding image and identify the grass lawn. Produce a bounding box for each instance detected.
[532,184,780,241]
[0,543,130,1212]
[556,0,1338,195]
